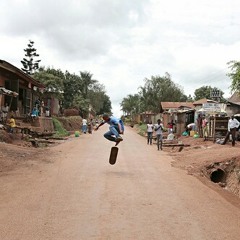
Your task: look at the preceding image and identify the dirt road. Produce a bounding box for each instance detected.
[0,126,240,240]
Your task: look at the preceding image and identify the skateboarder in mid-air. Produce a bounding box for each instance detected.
[95,113,124,146]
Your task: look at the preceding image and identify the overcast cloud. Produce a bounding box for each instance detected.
[1,0,240,117]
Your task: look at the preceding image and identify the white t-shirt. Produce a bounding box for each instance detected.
[228,118,240,131]
[154,123,163,135]
[82,119,87,126]
[147,123,154,132]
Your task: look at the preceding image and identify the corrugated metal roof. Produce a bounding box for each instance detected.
[227,92,240,105]
[193,98,217,105]
[161,102,194,109]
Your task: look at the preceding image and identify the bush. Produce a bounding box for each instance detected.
[52,118,69,137]
[136,123,147,136]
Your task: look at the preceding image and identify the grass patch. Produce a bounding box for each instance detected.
[52,117,70,137]
[136,123,147,136]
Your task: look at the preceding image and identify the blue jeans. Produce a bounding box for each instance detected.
[104,125,121,142]
[147,132,153,144]
[82,125,87,133]
[156,134,163,150]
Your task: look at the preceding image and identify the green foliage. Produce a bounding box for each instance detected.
[21,40,41,75]
[120,73,188,117]
[34,67,64,99]
[123,117,132,123]
[227,60,240,93]
[88,83,112,115]
[97,94,112,115]
[63,71,83,108]
[34,66,112,116]
[138,73,187,113]
[136,123,147,136]
[72,95,90,117]
[80,71,97,98]
[120,94,140,116]
[52,117,69,137]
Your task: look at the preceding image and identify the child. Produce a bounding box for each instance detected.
[146,120,154,145]
[8,115,16,133]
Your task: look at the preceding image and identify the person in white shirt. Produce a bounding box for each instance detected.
[146,120,154,145]
[154,119,164,150]
[222,115,240,146]
[82,118,87,134]
[202,115,208,141]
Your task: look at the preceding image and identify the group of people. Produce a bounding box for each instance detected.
[186,114,209,140]
[31,99,50,119]
[186,114,240,146]
[146,119,164,150]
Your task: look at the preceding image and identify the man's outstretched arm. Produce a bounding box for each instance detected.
[95,121,105,130]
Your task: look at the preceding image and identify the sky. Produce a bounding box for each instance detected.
[1,0,240,117]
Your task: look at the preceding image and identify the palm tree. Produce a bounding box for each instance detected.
[80,71,97,99]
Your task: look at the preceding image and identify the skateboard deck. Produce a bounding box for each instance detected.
[109,147,118,165]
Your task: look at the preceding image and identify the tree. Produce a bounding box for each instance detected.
[34,65,112,116]
[194,86,224,101]
[120,94,140,116]
[63,71,83,108]
[138,73,187,113]
[21,40,41,74]
[98,94,112,115]
[72,94,90,117]
[34,67,64,99]
[80,71,97,99]
[227,60,240,93]
[88,83,112,115]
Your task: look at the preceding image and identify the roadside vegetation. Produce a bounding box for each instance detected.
[52,117,70,137]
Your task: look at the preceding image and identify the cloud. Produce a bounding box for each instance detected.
[1,0,240,117]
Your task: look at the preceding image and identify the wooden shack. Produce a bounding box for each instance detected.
[209,116,229,142]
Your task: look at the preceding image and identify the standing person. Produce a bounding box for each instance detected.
[222,115,240,146]
[8,115,16,133]
[45,106,50,117]
[31,107,39,120]
[88,119,93,134]
[82,117,87,134]
[202,115,208,141]
[95,113,124,146]
[197,114,203,138]
[2,103,9,123]
[35,98,41,113]
[146,120,154,145]
[40,100,44,116]
[167,120,175,133]
[154,119,164,150]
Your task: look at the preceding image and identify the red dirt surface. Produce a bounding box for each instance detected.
[1,129,240,199]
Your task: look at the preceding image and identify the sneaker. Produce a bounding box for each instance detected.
[115,137,123,146]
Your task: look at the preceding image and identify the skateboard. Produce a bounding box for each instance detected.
[109,146,118,165]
